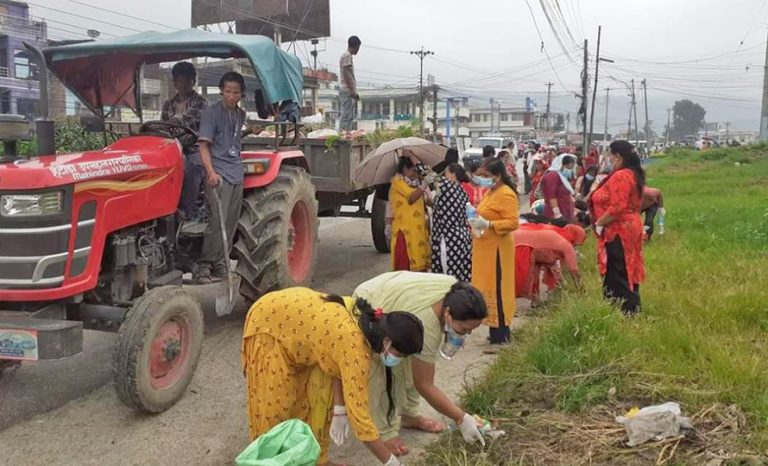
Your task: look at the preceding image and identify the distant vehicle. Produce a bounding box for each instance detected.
[461,136,517,167]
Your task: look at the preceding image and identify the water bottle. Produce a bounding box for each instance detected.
[658,214,665,235]
[466,203,483,237]
[439,333,464,360]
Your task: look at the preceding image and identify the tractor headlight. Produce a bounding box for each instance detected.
[0,191,63,217]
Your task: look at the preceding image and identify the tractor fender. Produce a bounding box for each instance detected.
[242,150,309,190]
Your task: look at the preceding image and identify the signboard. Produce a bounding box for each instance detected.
[191,0,330,42]
[0,329,39,361]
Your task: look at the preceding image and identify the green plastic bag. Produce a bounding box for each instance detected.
[235,419,321,466]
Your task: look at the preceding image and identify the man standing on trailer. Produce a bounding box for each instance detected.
[339,35,361,131]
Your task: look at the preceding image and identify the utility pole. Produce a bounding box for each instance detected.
[310,38,319,70]
[725,121,730,143]
[761,28,768,139]
[581,39,589,155]
[665,108,671,147]
[489,98,494,133]
[545,82,553,131]
[603,87,611,149]
[587,26,602,153]
[410,46,434,135]
[432,87,438,137]
[446,97,453,142]
[631,79,639,147]
[642,79,651,145]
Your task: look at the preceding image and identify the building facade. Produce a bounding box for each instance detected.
[468,105,538,140]
[0,0,47,119]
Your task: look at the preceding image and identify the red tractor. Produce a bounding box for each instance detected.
[0,30,375,412]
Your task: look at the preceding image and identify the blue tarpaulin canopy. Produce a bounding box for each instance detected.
[42,29,304,118]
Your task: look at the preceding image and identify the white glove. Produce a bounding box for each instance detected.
[659,207,667,217]
[468,216,490,230]
[330,405,350,446]
[459,413,486,446]
[595,225,604,237]
[552,207,563,219]
[383,454,403,466]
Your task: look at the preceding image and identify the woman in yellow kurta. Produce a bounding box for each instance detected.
[389,156,430,271]
[469,157,520,345]
[242,287,424,466]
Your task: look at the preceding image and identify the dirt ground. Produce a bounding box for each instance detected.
[0,216,530,466]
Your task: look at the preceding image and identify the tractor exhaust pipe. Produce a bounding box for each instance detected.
[23,42,55,156]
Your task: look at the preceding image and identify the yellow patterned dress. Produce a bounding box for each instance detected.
[389,174,430,271]
[241,288,379,464]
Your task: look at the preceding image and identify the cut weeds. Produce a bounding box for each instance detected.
[421,146,768,466]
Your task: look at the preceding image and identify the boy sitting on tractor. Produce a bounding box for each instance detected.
[196,71,248,283]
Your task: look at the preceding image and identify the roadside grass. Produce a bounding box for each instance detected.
[421,146,768,465]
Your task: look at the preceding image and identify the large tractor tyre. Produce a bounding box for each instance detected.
[371,195,390,254]
[234,166,319,302]
[113,286,204,413]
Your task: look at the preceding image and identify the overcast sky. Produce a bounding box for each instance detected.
[33,0,768,132]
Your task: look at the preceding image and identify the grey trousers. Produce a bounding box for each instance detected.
[201,180,243,270]
[339,90,357,131]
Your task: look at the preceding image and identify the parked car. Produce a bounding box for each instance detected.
[461,136,517,168]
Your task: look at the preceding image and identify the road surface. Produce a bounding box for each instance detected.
[0,216,529,465]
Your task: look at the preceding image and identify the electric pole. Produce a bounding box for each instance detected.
[665,108,671,147]
[310,38,319,70]
[642,79,651,145]
[410,46,434,135]
[581,39,589,154]
[603,87,611,150]
[432,87,438,137]
[631,79,639,147]
[545,82,553,131]
[587,25,602,153]
[760,28,768,140]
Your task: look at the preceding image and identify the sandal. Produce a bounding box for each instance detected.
[383,437,410,456]
[401,415,446,433]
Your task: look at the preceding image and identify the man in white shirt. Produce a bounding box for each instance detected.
[339,35,361,131]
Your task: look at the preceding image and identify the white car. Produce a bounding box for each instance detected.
[462,136,516,167]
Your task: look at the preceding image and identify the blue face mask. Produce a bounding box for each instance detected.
[562,168,573,178]
[586,174,595,181]
[472,175,494,188]
[380,343,402,367]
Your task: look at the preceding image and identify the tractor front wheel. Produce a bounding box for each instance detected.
[234,166,318,302]
[371,195,391,254]
[113,286,204,413]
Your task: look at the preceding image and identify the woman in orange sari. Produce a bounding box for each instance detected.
[589,140,645,315]
[469,158,519,345]
[389,156,430,271]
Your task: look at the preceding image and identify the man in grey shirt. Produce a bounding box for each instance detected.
[197,72,247,283]
[339,35,361,131]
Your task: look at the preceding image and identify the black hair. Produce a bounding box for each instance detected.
[586,165,599,175]
[171,62,196,82]
[496,150,510,160]
[443,282,487,320]
[323,295,423,425]
[447,163,469,183]
[219,71,246,92]
[609,140,646,195]
[561,155,576,167]
[396,156,414,175]
[482,145,496,158]
[348,35,362,48]
[467,160,480,174]
[445,147,459,164]
[480,157,517,194]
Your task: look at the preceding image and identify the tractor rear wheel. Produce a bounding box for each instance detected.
[234,166,318,302]
[113,286,204,413]
[371,195,390,254]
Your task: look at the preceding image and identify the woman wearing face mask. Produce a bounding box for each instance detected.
[575,165,599,201]
[431,163,472,281]
[389,155,430,271]
[242,287,424,466]
[541,154,576,222]
[467,160,490,207]
[354,272,489,457]
[528,156,547,207]
[468,158,520,346]
[589,140,646,315]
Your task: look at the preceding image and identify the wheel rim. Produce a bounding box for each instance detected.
[287,200,312,283]
[149,315,191,390]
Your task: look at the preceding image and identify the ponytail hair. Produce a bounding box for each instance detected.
[481,157,517,195]
[325,295,424,425]
[609,140,646,195]
[443,281,488,320]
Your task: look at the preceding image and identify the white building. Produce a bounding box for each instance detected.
[468,105,539,140]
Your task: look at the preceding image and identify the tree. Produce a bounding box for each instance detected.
[671,99,706,141]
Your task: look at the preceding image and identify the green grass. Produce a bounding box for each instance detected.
[421,145,768,465]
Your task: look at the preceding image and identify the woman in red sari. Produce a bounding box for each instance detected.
[589,140,645,315]
[528,157,546,207]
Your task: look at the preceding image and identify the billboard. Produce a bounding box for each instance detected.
[191,0,330,42]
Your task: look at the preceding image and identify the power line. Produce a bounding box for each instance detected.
[27,2,145,33]
[62,0,176,31]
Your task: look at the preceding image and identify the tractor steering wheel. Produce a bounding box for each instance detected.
[138,120,198,144]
